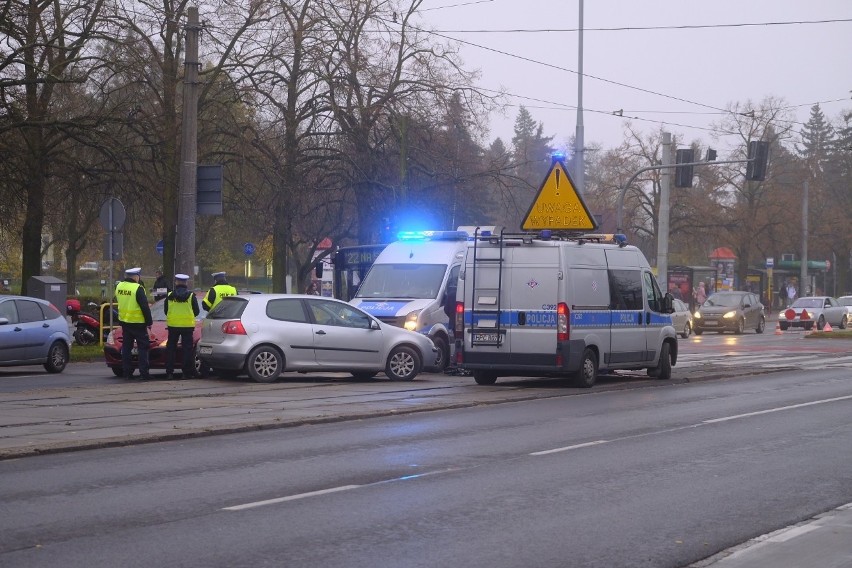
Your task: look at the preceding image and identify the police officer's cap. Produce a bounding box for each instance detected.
[212,271,226,279]
[175,273,190,281]
[125,267,142,276]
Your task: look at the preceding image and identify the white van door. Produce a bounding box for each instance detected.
[504,246,560,355]
[606,268,647,364]
[642,271,669,363]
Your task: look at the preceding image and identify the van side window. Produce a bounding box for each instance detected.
[609,270,643,310]
[642,272,664,312]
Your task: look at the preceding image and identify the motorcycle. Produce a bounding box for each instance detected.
[67,300,118,346]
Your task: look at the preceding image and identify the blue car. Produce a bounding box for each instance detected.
[0,295,71,372]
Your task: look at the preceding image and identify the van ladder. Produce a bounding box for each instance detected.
[469,227,505,347]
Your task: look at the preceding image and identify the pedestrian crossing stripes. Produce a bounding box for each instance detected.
[676,352,852,371]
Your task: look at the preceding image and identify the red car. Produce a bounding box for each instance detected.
[103,291,207,377]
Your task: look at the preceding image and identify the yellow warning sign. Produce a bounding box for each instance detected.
[521,159,597,231]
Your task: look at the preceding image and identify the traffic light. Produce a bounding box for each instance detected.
[675,148,694,188]
[746,140,770,181]
[706,148,717,161]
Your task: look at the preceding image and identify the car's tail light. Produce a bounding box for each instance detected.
[455,301,464,334]
[222,320,247,335]
[557,303,569,341]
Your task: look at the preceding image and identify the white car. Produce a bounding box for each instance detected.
[197,294,440,383]
[780,296,849,331]
[671,298,693,339]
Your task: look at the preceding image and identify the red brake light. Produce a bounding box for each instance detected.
[557,302,569,341]
[455,301,464,334]
[222,320,247,335]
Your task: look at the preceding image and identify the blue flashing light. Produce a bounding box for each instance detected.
[551,151,566,164]
[396,230,468,242]
[614,233,628,245]
[540,230,552,241]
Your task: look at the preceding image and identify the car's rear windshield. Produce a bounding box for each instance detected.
[207,297,248,319]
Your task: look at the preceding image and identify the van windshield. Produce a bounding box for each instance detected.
[355,264,447,299]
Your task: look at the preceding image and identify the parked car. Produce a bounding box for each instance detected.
[103,291,207,377]
[197,294,440,383]
[671,298,693,339]
[0,295,71,372]
[693,291,765,335]
[837,296,852,317]
[780,296,849,331]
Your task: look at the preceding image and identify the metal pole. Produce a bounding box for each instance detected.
[176,6,200,280]
[655,132,672,288]
[574,0,585,195]
[800,179,808,296]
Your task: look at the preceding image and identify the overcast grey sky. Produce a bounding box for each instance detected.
[419,0,852,155]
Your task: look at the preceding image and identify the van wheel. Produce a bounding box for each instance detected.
[473,371,497,385]
[647,342,672,380]
[386,346,421,381]
[572,348,597,388]
[432,335,450,372]
[247,346,283,383]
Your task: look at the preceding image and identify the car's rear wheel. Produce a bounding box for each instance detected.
[572,348,598,388]
[385,346,421,381]
[647,342,672,381]
[246,346,283,383]
[473,370,497,385]
[756,316,766,334]
[43,341,69,373]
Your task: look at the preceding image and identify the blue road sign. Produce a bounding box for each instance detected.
[244,242,255,256]
[156,240,164,255]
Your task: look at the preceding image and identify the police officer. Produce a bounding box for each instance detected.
[203,271,237,311]
[115,267,153,379]
[164,273,200,379]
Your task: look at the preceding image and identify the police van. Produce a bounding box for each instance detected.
[350,229,492,371]
[455,228,678,387]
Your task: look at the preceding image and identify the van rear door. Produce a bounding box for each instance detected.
[504,246,560,356]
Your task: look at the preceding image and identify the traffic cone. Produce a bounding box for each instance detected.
[774,321,783,335]
[824,322,833,333]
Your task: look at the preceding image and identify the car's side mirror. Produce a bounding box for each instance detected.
[370,319,380,330]
[0,317,8,326]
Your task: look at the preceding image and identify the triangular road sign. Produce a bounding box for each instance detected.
[521,159,597,231]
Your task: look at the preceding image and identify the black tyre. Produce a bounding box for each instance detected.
[431,335,450,373]
[246,346,283,383]
[572,348,598,388]
[473,370,497,385]
[385,346,421,381]
[110,366,124,377]
[735,318,745,335]
[680,322,691,339]
[756,316,765,334]
[841,315,848,330]
[43,341,69,373]
[779,322,789,331]
[817,315,826,331]
[694,328,703,336]
[648,342,672,381]
[350,372,378,381]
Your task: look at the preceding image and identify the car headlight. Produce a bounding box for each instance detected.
[404,310,420,331]
[693,311,701,319]
[722,310,736,319]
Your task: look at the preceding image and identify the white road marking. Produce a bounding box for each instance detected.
[702,395,852,424]
[223,485,361,511]
[530,440,608,456]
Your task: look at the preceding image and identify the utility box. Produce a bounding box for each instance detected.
[27,276,67,310]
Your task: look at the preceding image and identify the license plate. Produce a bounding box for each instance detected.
[473,333,499,343]
[705,320,717,325]
[199,346,213,355]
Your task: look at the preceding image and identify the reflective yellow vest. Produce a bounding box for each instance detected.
[166,293,196,328]
[116,281,145,323]
[205,283,237,310]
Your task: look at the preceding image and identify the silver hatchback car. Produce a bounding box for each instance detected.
[0,295,71,372]
[197,294,440,383]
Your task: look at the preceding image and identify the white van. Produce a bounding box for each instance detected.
[455,229,678,387]
[350,229,490,371]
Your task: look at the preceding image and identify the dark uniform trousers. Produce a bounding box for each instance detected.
[121,323,150,377]
[166,327,195,376]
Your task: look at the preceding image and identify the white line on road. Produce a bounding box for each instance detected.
[223,485,361,511]
[702,395,852,424]
[530,440,608,456]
